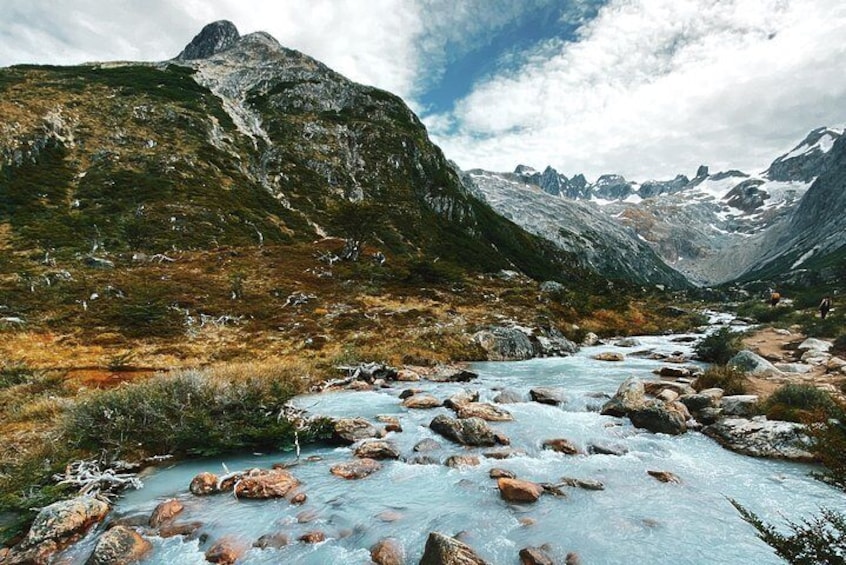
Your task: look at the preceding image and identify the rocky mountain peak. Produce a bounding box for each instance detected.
[176,20,241,60]
[765,126,843,182]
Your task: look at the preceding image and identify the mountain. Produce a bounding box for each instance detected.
[0,21,584,284]
[488,126,844,286]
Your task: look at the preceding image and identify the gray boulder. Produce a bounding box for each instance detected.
[331,418,380,444]
[728,351,782,376]
[703,417,814,461]
[429,415,499,447]
[600,377,646,417]
[628,401,688,435]
[721,395,760,417]
[473,327,534,361]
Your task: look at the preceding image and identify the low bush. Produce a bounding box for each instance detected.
[694,327,743,364]
[694,365,749,395]
[764,384,841,423]
[832,334,846,357]
[64,364,330,458]
[736,302,791,324]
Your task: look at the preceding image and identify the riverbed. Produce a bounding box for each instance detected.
[67,331,846,564]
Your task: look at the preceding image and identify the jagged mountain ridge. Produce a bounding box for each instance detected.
[474,127,844,285]
[0,20,595,284]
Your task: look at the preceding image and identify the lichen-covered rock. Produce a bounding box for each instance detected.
[703,417,814,461]
[497,478,544,503]
[330,458,382,479]
[456,402,513,422]
[331,417,380,444]
[354,440,401,460]
[429,415,499,447]
[419,532,488,565]
[21,496,110,551]
[86,525,152,565]
[473,327,535,361]
[601,377,646,417]
[234,468,299,499]
[189,472,219,495]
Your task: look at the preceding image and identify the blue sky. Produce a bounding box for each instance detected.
[1,0,845,180]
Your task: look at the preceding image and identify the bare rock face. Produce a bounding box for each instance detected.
[371,537,405,565]
[176,20,240,60]
[149,498,184,528]
[419,532,488,565]
[497,478,544,503]
[429,415,499,447]
[234,468,299,499]
[86,525,152,565]
[330,458,382,479]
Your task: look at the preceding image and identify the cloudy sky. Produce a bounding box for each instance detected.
[2,0,845,180]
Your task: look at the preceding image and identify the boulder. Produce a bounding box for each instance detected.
[371,537,405,565]
[530,387,566,406]
[330,458,382,479]
[473,327,535,361]
[443,390,480,409]
[519,546,555,565]
[413,438,441,452]
[456,402,513,422]
[643,381,696,397]
[445,455,481,468]
[149,499,184,528]
[419,532,488,565]
[399,389,421,399]
[428,367,478,382]
[703,417,814,461]
[678,391,720,412]
[497,478,544,503]
[801,350,831,365]
[593,351,625,362]
[159,521,202,539]
[403,393,442,409]
[254,532,290,549]
[582,332,600,346]
[534,329,579,357]
[728,350,782,376]
[493,389,524,404]
[798,338,832,352]
[332,417,380,444]
[721,395,760,417]
[205,537,247,564]
[774,363,814,374]
[601,377,646,417]
[542,438,582,455]
[616,337,642,347]
[396,369,422,382]
[429,415,498,447]
[234,468,299,499]
[489,468,516,479]
[628,402,687,435]
[483,448,525,459]
[354,440,401,460]
[647,470,681,484]
[20,496,110,551]
[559,477,605,491]
[587,443,628,456]
[656,389,679,403]
[298,531,326,544]
[189,472,219,495]
[86,526,152,565]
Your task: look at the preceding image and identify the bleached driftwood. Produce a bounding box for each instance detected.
[53,459,143,497]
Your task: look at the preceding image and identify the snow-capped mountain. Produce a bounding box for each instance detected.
[469,127,844,286]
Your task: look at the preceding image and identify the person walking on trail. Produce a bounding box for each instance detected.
[770,291,781,307]
[819,296,832,319]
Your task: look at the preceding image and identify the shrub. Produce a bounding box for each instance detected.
[694,365,749,395]
[64,365,330,457]
[736,302,790,324]
[833,334,846,357]
[764,384,841,423]
[694,327,742,364]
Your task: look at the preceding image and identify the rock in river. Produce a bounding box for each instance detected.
[331,417,381,444]
[86,525,152,565]
[702,417,814,461]
[456,402,513,421]
[330,458,382,479]
[497,478,544,503]
[419,531,488,565]
[429,414,500,446]
[234,468,299,499]
[354,440,401,460]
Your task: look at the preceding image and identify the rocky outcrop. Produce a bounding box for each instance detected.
[176,20,241,61]
[86,525,152,565]
[703,417,815,461]
[473,327,534,361]
[429,415,499,447]
[721,395,760,417]
[419,532,488,565]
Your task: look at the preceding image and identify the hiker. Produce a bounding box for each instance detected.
[770,291,781,307]
[819,296,832,319]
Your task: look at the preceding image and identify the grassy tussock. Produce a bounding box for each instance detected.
[694,365,749,396]
[764,384,841,423]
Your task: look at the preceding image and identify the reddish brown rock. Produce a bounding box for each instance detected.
[542,438,582,455]
[497,478,544,503]
[19,496,110,554]
[648,470,681,484]
[189,472,219,495]
[204,537,247,564]
[149,498,184,528]
[519,546,554,565]
[330,458,382,480]
[86,525,152,565]
[289,492,308,505]
[234,468,299,499]
[354,440,401,460]
[489,468,516,479]
[371,537,405,565]
[419,532,488,565]
[298,531,326,543]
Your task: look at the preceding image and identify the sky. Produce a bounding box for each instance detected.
[1,0,845,181]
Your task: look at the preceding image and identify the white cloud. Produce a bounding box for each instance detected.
[427,0,846,180]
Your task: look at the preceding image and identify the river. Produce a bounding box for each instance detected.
[65,329,846,564]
